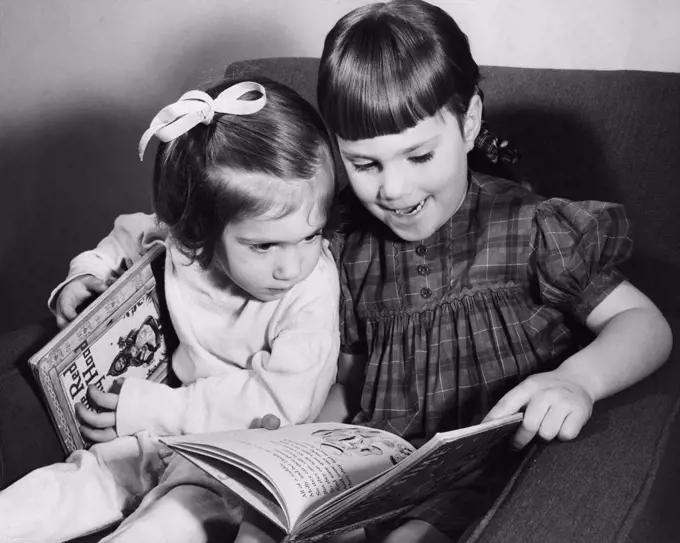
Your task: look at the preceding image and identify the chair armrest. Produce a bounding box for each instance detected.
[0,320,64,488]
[467,317,680,543]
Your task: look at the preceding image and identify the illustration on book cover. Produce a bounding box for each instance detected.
[108,314,162,377]
[59,291,170,412]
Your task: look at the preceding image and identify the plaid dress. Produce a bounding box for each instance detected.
[331,172,632,537]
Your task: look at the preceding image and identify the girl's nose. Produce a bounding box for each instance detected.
[273,248,301,281]
[378,168,407,201]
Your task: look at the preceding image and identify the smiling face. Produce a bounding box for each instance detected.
[337,97,482,242]
[211,170,332,302]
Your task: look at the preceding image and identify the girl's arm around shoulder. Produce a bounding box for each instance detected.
[48,213,167,314]
[486,281,672,448]
[113,244,341,436]
[66,212,167,283]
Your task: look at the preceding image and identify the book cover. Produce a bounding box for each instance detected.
[28,244,177,453]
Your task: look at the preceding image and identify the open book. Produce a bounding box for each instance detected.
[28,244,177,453]
[162,413,523,542]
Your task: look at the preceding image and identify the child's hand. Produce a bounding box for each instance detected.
[483,369,594,449]
[75,383,121,443]
[55,275,110,329]
[260,414,281,430]
[378,519,451,543]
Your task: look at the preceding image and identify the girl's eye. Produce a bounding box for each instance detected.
[351,161,378,173]
[408,152,434,165]
[304,232,322,243]
[250,243,275,253]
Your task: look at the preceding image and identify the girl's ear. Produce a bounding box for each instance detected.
[463,94,483,152]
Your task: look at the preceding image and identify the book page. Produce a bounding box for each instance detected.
[297,414,523,539]
[165,422,415,531]
[178,453,288,532]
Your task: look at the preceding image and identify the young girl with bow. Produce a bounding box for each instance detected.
[0,77,339,543]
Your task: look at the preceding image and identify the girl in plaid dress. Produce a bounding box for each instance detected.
[307,1,673,541]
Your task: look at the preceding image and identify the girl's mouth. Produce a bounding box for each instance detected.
[391,199,427,216]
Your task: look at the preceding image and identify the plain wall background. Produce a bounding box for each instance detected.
[1,0,679,333]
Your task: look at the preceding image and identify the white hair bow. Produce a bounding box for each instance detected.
[138,81,267,160]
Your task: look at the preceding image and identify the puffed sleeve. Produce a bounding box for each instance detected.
[530,198,633,324]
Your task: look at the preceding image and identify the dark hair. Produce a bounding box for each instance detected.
[318,0,480,141]
[152,76,335,268]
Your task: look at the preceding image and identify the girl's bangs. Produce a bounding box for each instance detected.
[324,24,450,141]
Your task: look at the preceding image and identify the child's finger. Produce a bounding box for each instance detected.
[58,302,78,322]
[58,283,92,320]
[483,381,533,422]
[260,414,281,430]
[55,314,70,330]
[557,409,588,442]
[88,385,119,411]
[512,395,550,449]
[536,403,571,442]
[83,276,109,294]
[80,424,117,443]
[75,402,116,429]
[59,277,108,321]
[58,288,84,321]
